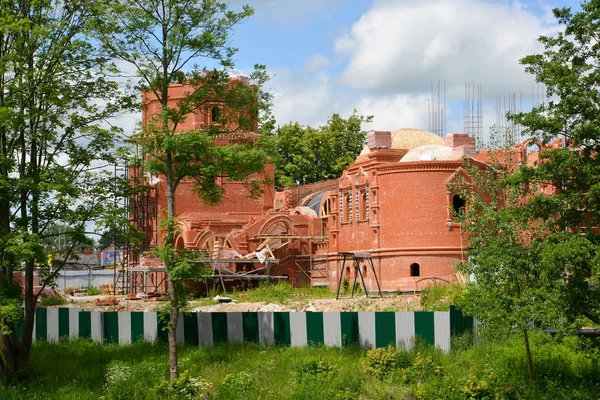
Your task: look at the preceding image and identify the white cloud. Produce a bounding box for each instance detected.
[303,54,331,72]
[266,68,336,126]
[254,0,562,137]
[350,94,432,131]
[334,0,559,98]
[266,66,432,131]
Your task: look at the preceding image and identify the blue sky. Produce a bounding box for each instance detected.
[210,0,586,141]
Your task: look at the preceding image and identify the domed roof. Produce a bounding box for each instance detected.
[358,128,445,158]
[399,144,455,162]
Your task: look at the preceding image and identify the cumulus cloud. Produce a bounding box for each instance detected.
[265,66,432,131]
[334,0,559,98]
[303,54,331,72]
[266,68,337,126]
[350,94,432,131]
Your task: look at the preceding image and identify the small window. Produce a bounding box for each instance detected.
[410,263,420,277]
[321,219,328,236]
[344,194,351,222]
[321,198,331,217]
[452,194,465,216]
[211,106,220,122]
[359,191,367,220]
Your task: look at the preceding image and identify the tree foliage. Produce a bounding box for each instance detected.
[0,0,134,379]
[96,0,273,381]
[274,111,372,188]
[510,0,600,325]
[454,155,566,380]
[455,1,600,380]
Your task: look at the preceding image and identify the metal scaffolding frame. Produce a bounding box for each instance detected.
[335,251,383,299]
[254,234,328,286]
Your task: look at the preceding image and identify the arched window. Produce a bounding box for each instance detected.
[359,191,368,220]
[452,194,465,215]
[410,263,420,277]
[344,193,352,222]
[211,106,220,122]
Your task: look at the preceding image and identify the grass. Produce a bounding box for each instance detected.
[230,282,336,303]
[189,282,336,308]
[419,284,461,311]
[3,331,600,399]
[187,282,460,311]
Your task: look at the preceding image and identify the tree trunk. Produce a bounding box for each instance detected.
[165,138,179,381]
[165,168,179,381]
[523,328,534,381]
[167,279,179,381]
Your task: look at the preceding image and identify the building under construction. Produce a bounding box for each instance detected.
[121,79,558,296]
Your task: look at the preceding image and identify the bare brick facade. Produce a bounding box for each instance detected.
[135,82,554,293]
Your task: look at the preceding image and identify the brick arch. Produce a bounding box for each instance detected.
[299,191,322,207]
[258,215,293,236]
[520,137,544,166]
[174,235,185,250]
[191,230,217,249]
[197,232,234,255]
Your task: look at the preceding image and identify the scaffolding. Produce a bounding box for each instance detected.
[121,146,159,295]
[110,163,134,295]
[127,257,283,295]
[335,251,383,299]
[254,234,328,286]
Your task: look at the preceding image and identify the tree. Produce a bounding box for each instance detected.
[455,1,600,381]
[453,153,571,381]
[96,0,273,381]
[0,1,133,378]
[275,111,372,188]
[511,0,600,325]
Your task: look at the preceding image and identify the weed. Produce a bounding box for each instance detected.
[154,370,211,400]
[215,371,254,400]
[86,286,101,296]
[40,295,65,307]
[4,334,600,399]
[419,284,461,311]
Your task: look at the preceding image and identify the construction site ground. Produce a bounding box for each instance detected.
[65,293,426,313]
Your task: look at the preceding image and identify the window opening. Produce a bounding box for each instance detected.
[410,263,420,277]
[211,106,220,122]
[452,194,465,216]
[345,193,352,222]
[360,191,368,220]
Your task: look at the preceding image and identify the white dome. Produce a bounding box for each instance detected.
[357,128,445,162]
[399,144,455,162]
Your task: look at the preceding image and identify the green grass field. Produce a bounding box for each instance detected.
[3,331,600,399]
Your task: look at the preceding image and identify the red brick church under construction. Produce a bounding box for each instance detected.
[130,79,554,294]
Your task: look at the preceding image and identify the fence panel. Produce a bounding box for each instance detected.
[30,308,475,352]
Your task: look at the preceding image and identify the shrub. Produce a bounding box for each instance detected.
[154,370,211,400]
[363,345,402,379]
[40,295,65,307]
[342,278,350,294]
[215,371,254,400]
[401,352,443,385]
[419,284,460,311]
[86,286,101,296]
[103,362,133,400]
[294,358,334,383]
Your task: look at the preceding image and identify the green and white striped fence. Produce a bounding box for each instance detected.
[32,307,474,352]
